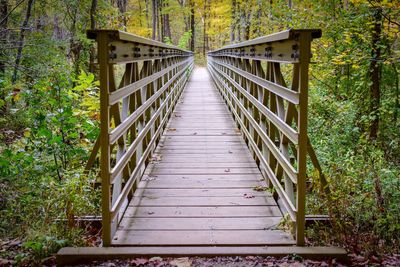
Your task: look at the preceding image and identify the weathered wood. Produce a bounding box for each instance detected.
[140,174,263,180]
[129,196,276,206]
[149,168,261,175]
[133,188,269,197]
[123,206,283,217]
[112,230,295,246]
[57,246,348,266]
[138,179,265,189]
[118,217,282,230]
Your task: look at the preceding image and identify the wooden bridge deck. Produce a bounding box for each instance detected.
[112,67,294,246]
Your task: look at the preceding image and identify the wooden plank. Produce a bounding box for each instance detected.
[155,155,255,163]
[123,206,283,218]
[172,113,233,118]
[155,150,253,154]
[164,130,240,136]
[163,136,243,142]
[118,217,282,230]
[160,141,246,146]
[124,206,282,218]
[159,142,247,147]
[129,196,276,206]
[138,179,265,189]
[133,188,269,197]
[149,168,260,175]
[141,173,263,180]
[57,246,348,266]
[168,123,240,128]
[150,162,258,168]
[111,230,295,246]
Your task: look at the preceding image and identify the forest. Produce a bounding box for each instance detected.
[0,0,399,265]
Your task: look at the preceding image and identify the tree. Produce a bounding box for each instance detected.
[369,3,383,140]
[117,0,128,29]
[89,0,98,73]
[12,0,35,84]
[151,0,159,40]
[189,0,195,51]
[230,0,236,42]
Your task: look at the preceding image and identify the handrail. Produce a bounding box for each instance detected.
[87,30,194,246]
[207,29,324,246]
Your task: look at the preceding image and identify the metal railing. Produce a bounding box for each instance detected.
[207,29,325,246]
[87,30,194,246]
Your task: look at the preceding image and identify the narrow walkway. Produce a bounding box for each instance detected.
[113,67,294,246]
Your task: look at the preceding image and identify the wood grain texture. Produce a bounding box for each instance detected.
[113,67,293,246]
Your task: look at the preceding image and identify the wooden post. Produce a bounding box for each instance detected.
[97,32,112,246]
[296,32,312,246]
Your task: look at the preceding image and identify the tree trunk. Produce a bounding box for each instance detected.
[203,0,210,55]
[151,0,158,40]
[158,0,162,41]
[89,0,97,73]
[190,0,195,52]
[163,1,171,40]
[117,0,128,29]
[0,0,7,113]
[236,0,241,41]
[0,0,7,78]
[244,11,251,40]
[369,5,382,140]
[145,0,150,30]
[253,0,262,37]
[230,0,236,42]
[393,64,399,122]
[12,0,35,84]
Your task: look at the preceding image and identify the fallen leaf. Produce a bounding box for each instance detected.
[170,257,191,267]
[149,256,163,262]
[130,258,149,266]
[167,128,177,131]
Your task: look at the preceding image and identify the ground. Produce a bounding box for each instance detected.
[65,254,400,267]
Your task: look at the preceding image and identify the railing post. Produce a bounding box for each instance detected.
[296,32,312,246]
[97,32,112,246]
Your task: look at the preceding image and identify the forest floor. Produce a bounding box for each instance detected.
[1,238,400,267]
[61,254,400,267]
[6,254,399,267]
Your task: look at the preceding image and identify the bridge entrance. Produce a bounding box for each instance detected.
[84,29,329,248]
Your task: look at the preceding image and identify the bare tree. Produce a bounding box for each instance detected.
[189,0,195,51]
[230,0,236,42]
[151,0,158,40]
[12,0,34,84]
[369,4,383,139]
[117,0,128,29]
[89,0,97,73]
[162,0,171,41]
[0,0,8,77]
